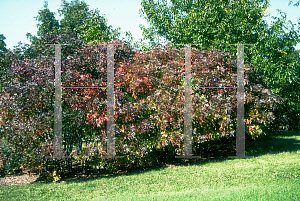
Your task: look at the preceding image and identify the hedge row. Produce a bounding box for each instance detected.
[0,33,287,181]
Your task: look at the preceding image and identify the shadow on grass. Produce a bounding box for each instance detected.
[31,130,300,186]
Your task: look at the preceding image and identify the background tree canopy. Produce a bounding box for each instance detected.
[0,34,7,54]
[0,34,8,91]
[26,0,121,46]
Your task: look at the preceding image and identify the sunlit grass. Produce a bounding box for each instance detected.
[0,130,299,200]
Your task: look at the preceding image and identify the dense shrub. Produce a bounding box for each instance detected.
[0,137,23,176]
[0,33,286,180]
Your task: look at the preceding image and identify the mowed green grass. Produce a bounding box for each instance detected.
[0,131,299,201]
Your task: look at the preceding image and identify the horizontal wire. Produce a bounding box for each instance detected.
[193,86,237,89]
[60,86,237,89]
[62,87,106,88]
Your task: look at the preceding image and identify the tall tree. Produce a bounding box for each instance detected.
[27,0,121,46]
[35,1,59,36]
[0,34,7,53]
[0,34,10,82]
[58,0,91,36]
[139,0,269,53]
[26,0,60,50]
[77,8,121,44]
[0,34,7,90]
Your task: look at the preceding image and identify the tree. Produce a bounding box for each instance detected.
[0,34,7,72]
[35,1,59,36]
[0,34,7,53]
[140,0,300,132]
[27,0,121,46]
[76,8,121,44]
[140,0,269,54]
[26,0,59,51]
[56,0,121,43]
[0,34,10,91]
[58,0,91,36]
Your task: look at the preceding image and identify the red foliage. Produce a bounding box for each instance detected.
[0,34,284,175]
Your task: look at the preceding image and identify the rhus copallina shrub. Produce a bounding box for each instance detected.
[0,33,286,178]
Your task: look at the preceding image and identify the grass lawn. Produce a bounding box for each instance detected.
[0,130,299,200]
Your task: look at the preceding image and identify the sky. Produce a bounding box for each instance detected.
[0,0,300,50]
